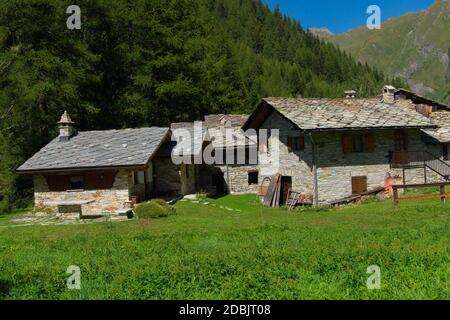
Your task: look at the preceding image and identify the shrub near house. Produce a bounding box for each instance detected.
[134,199,175,219]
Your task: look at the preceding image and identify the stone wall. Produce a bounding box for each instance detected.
[219,164,260,194]
[259,111,314,195]
[153,158,182,196]
[313,129,436,203]
[181,164,196,195]
[258,112,446,204]
[153,159,198,196]
[34,170,130,216]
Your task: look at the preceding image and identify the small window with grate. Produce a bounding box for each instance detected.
[69,176,84,190]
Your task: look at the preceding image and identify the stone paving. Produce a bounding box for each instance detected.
[181,198,242,213]
[1,212,131,228]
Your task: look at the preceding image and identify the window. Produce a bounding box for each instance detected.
[69,176,84,190]
[342,133,375,155]
[134,171,145,185]
[248,171,259,185]
[287,136,305,153]
[352,135,365,153]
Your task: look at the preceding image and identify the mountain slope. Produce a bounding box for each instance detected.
[0,0,402,210]
[202,0,404,105]
[330,0,450,104]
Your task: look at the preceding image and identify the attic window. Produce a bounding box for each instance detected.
[69,176,84,190]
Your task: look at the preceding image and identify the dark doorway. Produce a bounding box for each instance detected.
[280,176,292,206]
[443,144,448,161]
[212,173,226,195]
[394,130,409,164]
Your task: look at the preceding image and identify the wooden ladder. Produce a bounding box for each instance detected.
[286,190,301,210]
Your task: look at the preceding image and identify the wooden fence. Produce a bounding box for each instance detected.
[392,182,450,207]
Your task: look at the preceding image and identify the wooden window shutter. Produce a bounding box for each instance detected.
[299,136,305,151]
[342,134,352,155]
[44,175,70,191]
[85,171,118,190]
[287,137,293,153]
[365,132,375,153]
[352,176,368,195]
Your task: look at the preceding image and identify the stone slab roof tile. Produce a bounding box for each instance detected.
[422,111,450,143]
[17,127,170,172]
[263,97,435,131]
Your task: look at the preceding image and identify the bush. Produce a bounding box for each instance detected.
[151,199,171,210]
[134,200,175,219]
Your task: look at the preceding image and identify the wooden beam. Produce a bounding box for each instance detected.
[392,182,450,189]
[440,186,446,204]
[424,166,427,184]
[399,193,450,202]
[393,188,399,208]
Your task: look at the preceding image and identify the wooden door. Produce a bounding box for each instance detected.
[280,176,292,205]
[352,176,368,195]
[394,130,408,164]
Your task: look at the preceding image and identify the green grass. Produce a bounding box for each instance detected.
[0,208,30,226]
[0,195,448,300]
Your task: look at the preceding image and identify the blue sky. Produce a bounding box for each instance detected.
[263,0,435,34]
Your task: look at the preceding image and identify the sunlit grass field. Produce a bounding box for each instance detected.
[0,193,449,300]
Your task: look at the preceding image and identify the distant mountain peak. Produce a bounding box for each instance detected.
[329,0,450,105]
[308,27,333,39]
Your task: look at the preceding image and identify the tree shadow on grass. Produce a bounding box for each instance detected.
[0,279,12,299]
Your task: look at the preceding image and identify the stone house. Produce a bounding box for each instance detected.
[17,86,450,214]
[16,112,178,216]
[197,114,259,195]
[242,86,450,205]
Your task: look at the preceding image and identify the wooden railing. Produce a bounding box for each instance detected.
[392,182,450,207]
[390,151,450,180]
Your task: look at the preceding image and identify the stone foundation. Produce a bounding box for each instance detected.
[34,170,130,216]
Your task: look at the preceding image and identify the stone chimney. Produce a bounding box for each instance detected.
[344,90,357,99]
[382,85,396,103]
[58,111,76,141]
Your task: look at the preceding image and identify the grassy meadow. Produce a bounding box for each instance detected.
[0,193,449,300]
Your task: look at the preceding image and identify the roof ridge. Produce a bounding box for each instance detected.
[76,127,169,134]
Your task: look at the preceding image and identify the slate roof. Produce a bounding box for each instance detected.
[204,114,250,128]
[205,114,256,148]
[262,97,436,131]
[156,123,210,158]
[17,127,170,173]
[423,111,450,143]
